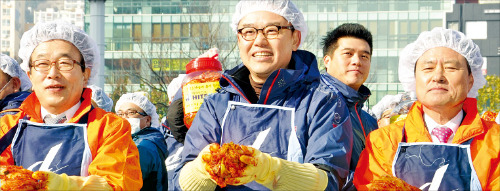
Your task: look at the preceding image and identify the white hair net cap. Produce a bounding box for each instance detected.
[0,54,32,91]
[168,74,186,103]
[231,0,308,48]
[18,20,100,85]
[371,93,412,120]
[88,85,113,112]
[115,92,160,127]
[399,27,486,98]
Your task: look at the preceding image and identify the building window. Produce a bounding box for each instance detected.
[466,21,487,39]
[133,23,142,41]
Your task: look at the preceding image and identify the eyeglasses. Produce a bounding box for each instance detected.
[117,110,148,118]
[237,25,295,41]
[31,59,81,72]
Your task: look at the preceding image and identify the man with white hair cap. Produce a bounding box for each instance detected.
[174,0,352,190]
[0,20,142,190]
[88,85,113,112]
[354,27,499,190]
[0,54,32,118]
[115,92,168,191]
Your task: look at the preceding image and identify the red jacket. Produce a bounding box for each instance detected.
[353,98,499,190]
[0,88,143,190]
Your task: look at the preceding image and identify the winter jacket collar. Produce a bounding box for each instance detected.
[403,98,485,144]
[321,73,371,108]
[0,91,30,110]
[18,88,92,123]
[220,50,319,104]
[133,127,168,158]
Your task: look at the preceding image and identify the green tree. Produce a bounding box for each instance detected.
[477,75,500,113]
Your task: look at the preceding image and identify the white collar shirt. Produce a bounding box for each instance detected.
[41,101,81,124]
[424,110,463,143]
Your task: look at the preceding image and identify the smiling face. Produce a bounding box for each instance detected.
[415,47,473,111]
[28,40,90,114]
[237,11,300,83]
[324,37,371,90]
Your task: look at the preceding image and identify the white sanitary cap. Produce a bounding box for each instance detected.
[0,54,32,91]
[399,27,486,98]
[231,0,308,48]
[371,93,413,120]
[167,74,186,103]
[18,20,100,85]
[88,85,113,112]
[115,92,160,128]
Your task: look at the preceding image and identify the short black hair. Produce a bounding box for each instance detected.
[321,23,373,57]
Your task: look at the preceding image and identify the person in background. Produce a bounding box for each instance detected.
[0,20,142,190]
[115,92,168,191]
[174,0,352,190]
[372,93,412,128]
[320,23,378,190]
[165,73,187,143]
[88,84,113,112]
[354,27,499,190]
[0,54,32,118]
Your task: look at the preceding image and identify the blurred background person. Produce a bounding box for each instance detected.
[372,93,413,127]
[115,92,168,191]
[0,54,32,117]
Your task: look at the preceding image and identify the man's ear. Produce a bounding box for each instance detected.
[83,68,91,85]
[146,116,152,127]
[323,55,331,69]
[11,77,21,92]
[292,30,301,51]
[467,73,474,93]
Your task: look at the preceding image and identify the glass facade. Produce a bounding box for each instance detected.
[85,0,451,107]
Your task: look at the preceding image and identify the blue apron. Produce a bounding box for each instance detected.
[11,113,92,176]
[392,127,482,191]
[219,101,303,190]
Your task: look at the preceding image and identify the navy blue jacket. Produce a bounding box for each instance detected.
[321,73,378,190]
[173,50,353,190]
[132,127,169,191]
[0,91,30,118]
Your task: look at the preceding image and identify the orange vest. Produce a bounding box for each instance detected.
[0,88,143,190]
[353,98,499,190]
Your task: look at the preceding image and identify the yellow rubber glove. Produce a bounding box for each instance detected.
[178,144,217,190]
[32,171,112,190]
[235,147,328,190]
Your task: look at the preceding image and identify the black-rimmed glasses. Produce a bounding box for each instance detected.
[237,25,295,41]
[117,110,148,118]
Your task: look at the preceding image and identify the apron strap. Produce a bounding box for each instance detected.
[0,123,20,154]
[76,106,93,124]
[401,125,407,143]
[0,115,30,154]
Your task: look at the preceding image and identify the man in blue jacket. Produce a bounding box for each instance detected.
[321,23,378,190]
[115,92,168,191]
[174,0,353,190]
[0,54,31,118]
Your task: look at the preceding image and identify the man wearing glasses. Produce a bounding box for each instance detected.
[174,0,352,190]
[115,92,168,191]
[0,20,142,190]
